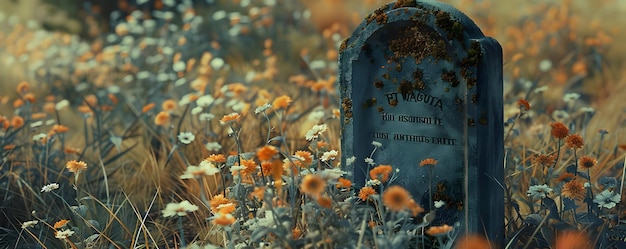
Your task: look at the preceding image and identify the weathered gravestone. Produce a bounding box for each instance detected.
[339,0,503,243]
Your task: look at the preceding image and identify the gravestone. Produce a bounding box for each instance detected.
[339,0,503,244]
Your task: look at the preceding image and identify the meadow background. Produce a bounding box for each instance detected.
[0,0,625,248]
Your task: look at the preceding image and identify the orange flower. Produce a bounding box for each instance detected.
[10,116,24,128]
[270,159,283,181]
[154,111,170,126]
[565,134,584,149]
[408,199,424,217]
[300,174,327,197]
[216,203,236,215]
[219,113,241,125]
[66,160,87,173]
[64,147,81,154]
[419,158,438,167]
[272,95,292,110]
[108,93,118,105]
[556,173,576,183]
[382,185,411,212]
[213,213,236,226]
[3,144,16,150]
[53,219,70,229]
[550,122,569,139]
[16,81,30,93]
[554,230,592,249]
[259,161,273,177]
[257,145,278,161]
[455,234,494,249]
[23,93,36,103]
[317,195,332,208]
[425,224,453,236]
[294,150,313,167]
[31,112,47,120]
[83,95,97,107]
[210,194,231,214]
[43,102,56,113]
[206,154,226,163]
[239,159,257,176]
[369,165,393,182]
[292,227,303,239]
[13,98,25,108]
[578,156,597,170]
[517,98,530,111]
[161,99,177,111]
[50,124,70,134]
[250,186,266,200]
[359,186,376,201]
[562,179,585,200]
[142,103,156,113]
[336,177,352,189]
[533,154,556,166]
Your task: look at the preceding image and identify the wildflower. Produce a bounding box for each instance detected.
[364,157,375,166]
[206,154,226,163]
[563,93,581,103]
[216,203,236,215]
[257,145,278,161]
[161,200,199,217]
[196,95,215,107]
[320,168,346,181]
[272,95,292,110]
[219,113,241,125]
[50,124,70,135]
[16,81,30,93]
[66,160,87,173]
[517,98,530,111]
[239,159,258,176]
[300,174,326,197]
[305,124,327,141]
[594,189,621,209]
[55,229,75,239]
[162,99,177,111]
[554,230,592,249]
[565,134,584,149]
[199,113,215,121]
[369,165,393,183]
[3,144,15,150]
[213,213,236,226]
[578,156,597,170]
[371,141,382,147]
[294,150,313,166]
[419,158,438,167]
[180,162,220,179]
[205,142,222,151]
[154,111,170,126]
[317,195,332,208]
[538,59,552,72]
[408,199,424,217]
[32,133,47,141]
[320,150,338,162]
[21,220,38,229]
[382,185,411,212]
[55,100,69,110]
[434,200,446,208]
[41,183,59,192]
[230,165,246,174]
[254,103,272,114]
[191,106,203,115]
[142,103,156,113]
[562,179,585,200]
[210,195,231,214]
[425,224,453,236]
[556,173,576,183]
[346,156,356,166]
[455,234,494,249]
[292,227,303,239]
[534,86,549,93]
[527,184,553,198]
[53,219,70,229]
[336,177,352,189]
[550,122,569,139]
[11,116,24,128]
[177,132,196,144]
[533,154,556,166]
[359,186,376,201]
[366,179,381,186]
[250,187,266,200]
[552,110,570,121]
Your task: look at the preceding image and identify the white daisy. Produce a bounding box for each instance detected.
[178,132,196,144]
[41,183,59,192]
[21,220,38,229]
[594,189,621,209]
[55,229,75,239]
[161,200,199,217]
[320,150,338,162]
[254,103,272,114]
[205,142,222,151]
[305,124,327,141]
[364,157,375,166]
[527,184,553,198]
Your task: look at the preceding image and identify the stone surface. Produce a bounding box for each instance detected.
[339,0,503,243]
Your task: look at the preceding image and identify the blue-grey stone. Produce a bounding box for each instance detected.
[339,0,503,244]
